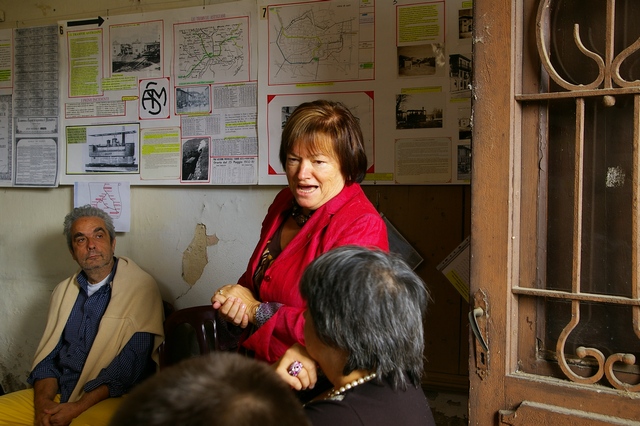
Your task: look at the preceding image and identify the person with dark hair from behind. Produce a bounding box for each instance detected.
[109,352,310,426]
[274,245,436,426]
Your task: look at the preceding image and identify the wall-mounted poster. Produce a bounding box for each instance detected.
[57,2,258,185]
[66,123,140,175]
[257,0,472,185]
[2,0,470,186]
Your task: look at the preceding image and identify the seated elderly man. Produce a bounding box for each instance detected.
[0,205,164,426]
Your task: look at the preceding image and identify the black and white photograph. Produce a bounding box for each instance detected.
[281,105,298,129]
[458,107,471,140]
[176,85,211,115]
[82,124,140,173]
[458,8,473,39]
[449,54,472,99]
[396,93,444,130]
[398,43,445,78]
[457,143,471,181]
[181,137,210,181]
[110,20,162,75]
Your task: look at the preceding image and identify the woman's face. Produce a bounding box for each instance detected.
[285,140,345,213]
[303,311,333,364]
[303,310,321,360]
[304,310,348,382]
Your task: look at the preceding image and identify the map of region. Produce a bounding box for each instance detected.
[89,182,123,219]
[175,17,249,84]
[269,1,369,84]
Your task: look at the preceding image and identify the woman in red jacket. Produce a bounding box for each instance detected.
[211,100,388,364]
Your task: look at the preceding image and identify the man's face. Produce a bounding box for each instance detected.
[70,216,116,282]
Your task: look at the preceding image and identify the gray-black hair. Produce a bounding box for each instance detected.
[63,205,116,250]
[300,245,430,390]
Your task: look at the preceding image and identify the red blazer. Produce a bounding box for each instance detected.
[239,183,389,362]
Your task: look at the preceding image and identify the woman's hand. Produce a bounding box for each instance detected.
[211,284,260,328]
[273,343,318,391]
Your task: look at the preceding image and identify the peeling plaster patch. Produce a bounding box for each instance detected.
[1,364,28,393]
[207,234,219,245]
[182,223,219,286]
[34,3,54,16]
[606,166,625,188]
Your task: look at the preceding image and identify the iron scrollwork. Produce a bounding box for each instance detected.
[535,0,640,391]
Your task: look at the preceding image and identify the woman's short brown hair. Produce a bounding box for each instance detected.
[279,100,368,184]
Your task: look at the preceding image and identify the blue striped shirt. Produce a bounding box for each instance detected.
[28,259,154,402]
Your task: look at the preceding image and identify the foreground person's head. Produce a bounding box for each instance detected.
[301,246,430,390]
[110,352,310,426]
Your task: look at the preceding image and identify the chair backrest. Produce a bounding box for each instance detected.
[158,305,239,369]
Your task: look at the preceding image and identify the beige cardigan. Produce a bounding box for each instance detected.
[31,257,165,402]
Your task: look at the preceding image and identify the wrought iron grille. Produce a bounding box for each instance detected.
[514,0,640,391]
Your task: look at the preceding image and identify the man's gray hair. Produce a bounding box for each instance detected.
[63,205,116,250]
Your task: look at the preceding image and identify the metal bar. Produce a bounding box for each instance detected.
[512,287,640,305]
[634,95,640,338]
[517,87,640,101]
[604,0,615,89]
[573,98,585,295]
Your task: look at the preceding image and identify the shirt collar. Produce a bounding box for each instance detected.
[76,257,119,293]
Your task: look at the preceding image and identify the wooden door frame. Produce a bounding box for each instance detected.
[469,0,516,423]
[470,0,640,424]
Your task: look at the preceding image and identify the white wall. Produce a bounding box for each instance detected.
[0,185,280,392]
[0,0,284,393]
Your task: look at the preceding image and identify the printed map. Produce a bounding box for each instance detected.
[268,1,372,84]
[175,17,249,84]
[89,182,123,218]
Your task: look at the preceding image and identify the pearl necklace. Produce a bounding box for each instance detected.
[327,372,377,399]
